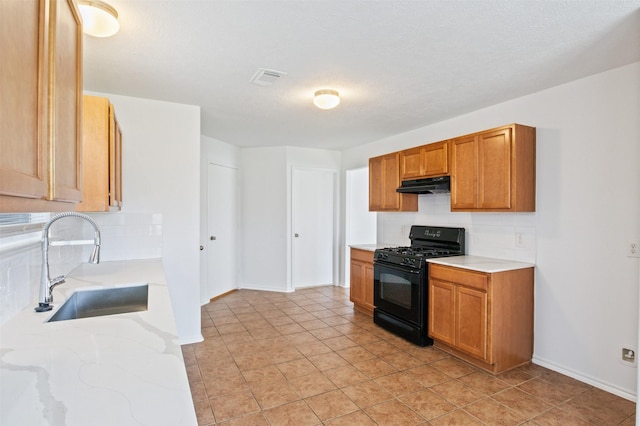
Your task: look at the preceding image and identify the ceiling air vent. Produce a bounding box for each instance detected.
[250,68,287,86]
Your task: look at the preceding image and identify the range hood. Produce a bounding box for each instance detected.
[396,176,450,194]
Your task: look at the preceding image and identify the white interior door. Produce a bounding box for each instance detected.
[206,163,238,300]
[292,168,335,289]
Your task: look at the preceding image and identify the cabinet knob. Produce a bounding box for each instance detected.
[294,233,299,238]
[210,236,216,240]
[199,245,204,251]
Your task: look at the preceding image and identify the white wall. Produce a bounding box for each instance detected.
[341,62,640,399]
[91,92,203,345]
[240,147,289,291]
[343,167,377,286]
[345,168,376,246]
[240,146,341,292]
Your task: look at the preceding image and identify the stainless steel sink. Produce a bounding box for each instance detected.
[47,284,148,322]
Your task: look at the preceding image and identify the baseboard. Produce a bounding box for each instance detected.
[293,283,338,289]
[532,355,637,402]
[179,333,204,345]
[209,289,237,302]
[239,284,294,293]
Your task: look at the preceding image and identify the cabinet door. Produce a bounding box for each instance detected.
[108,104,119,207]
[369,152,400,211]
[368,156,384,211]
[363,261,374,310]
[370,153,417,211]
[350,249,374,314]
[423,141,449,177]
[429,279,456,345]
[114,118,123,206]
[456,286,488,361]
[48,0,82,202]
[78,95,110,211]
[451,135,477,209]
[399,147,424,179]
[381,153,401,209]
[0,0,48,200]
[350,260,366,305]
[478,127,512,209]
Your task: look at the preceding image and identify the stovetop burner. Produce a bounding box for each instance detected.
[382,246,452,257]
[374,225,465,269]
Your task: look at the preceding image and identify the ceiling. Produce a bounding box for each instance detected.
[83,0,640,151]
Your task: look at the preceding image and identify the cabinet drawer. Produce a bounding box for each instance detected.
[430,264,487,291]
[351,248,374,263]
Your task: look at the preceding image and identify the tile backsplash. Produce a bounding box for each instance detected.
[378,193,536,263]
[0,212,162,326]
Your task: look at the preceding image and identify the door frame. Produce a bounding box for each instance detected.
[345,166,377,287]
[201,161,239,303]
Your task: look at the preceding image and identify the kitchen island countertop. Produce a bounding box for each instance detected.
[0,259,197,426]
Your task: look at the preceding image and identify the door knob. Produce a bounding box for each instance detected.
[210,236,216,240]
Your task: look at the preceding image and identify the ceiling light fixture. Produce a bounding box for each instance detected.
[78,0,120,38]
[313,89,340,110]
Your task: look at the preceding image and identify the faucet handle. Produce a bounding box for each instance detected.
[51,276,66,286]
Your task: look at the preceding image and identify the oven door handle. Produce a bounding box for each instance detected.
[374,262,423,276]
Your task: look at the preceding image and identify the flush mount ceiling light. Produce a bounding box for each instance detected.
[78,0,120,38]
[313,89,340,110]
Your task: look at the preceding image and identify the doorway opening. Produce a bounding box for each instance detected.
[345,167,376,287]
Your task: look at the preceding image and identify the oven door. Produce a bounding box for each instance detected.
[373,261,424,325]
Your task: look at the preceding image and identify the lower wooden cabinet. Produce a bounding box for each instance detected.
[428,263,533,373]
[350,248,375,316]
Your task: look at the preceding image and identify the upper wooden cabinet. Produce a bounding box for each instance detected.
[451,124,535,212]
[400,141,449,180]
[77,95,123,212]
[0,0,83,212]
[369,153,418,212]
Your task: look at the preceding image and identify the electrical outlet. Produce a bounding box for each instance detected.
[628,241,640,258]
[515,232,525,248]
[621,347,637,366]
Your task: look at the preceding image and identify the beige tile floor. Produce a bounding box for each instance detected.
[182,286,636,425]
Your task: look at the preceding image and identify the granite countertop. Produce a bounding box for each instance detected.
[0,259,197,426]
[427,255,535,273]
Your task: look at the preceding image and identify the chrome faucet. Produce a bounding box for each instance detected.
[35,212,101,312]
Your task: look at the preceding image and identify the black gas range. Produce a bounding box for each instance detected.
[373,225,465,346]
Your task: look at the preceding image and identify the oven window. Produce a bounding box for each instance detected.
[379,272,412,309]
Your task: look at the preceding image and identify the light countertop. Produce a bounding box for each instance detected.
[427,255,535,273]
[349,244,396,252]
[0,259,197,426]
